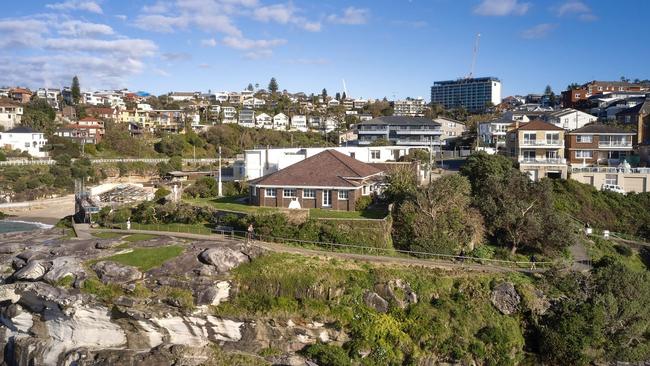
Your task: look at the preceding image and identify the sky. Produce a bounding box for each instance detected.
[2,0,649,100]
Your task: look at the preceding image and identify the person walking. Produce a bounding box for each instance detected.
[247,223,254,244]
[530,254,537,270]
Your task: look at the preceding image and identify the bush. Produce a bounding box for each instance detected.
[614,244,633,257]
[355,195,372,211]
[302,343,351,366]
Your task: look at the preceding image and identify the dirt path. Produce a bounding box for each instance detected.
[569,240,591,272]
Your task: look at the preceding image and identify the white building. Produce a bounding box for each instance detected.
[169,92,197,102]
[478,120,511,148]
[353,99,368,109]
[0,126,48,158]
[290,115,308,131]
[36,88,60,110]
[308,116,322,129]
[543,108,597,130]
[394,98,426,117]
[0,101,23,130]
[243,97,266,108]
[222,106,237,123]
[256,113,272,129]
[238,109,255,128]
[273,113,289,130]
[214,92,229,103]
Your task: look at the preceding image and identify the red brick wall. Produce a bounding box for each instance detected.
[566,135,599,164]
[250,186,361,211]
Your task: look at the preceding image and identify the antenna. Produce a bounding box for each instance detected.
[468,33,481,79]
[342,79,348,98]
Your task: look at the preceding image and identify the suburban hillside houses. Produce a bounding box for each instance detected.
[394,98,426,117]
[248,150,384,211]
[566,124,635,166]
[0,100,23,130]
[543,108,597,130]
[55,117,105,145]
[434,117,467,141]
[0,126,48,158]
[506,120,567,181]
[357,116,443,147]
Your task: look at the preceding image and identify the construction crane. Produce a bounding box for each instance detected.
[467,33,481,79]
[342,79,349,98]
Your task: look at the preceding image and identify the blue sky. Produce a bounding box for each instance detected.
[2,0,649,99]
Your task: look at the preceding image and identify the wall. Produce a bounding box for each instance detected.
[570,171,650,193]
[251,186,361,211]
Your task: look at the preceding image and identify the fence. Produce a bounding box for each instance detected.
[0,158,224,167]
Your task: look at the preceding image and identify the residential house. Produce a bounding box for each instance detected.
[358,114,373,122]
[255,113,272,129]
[320,118,338,133]
[82,92,104,105]
[238,109,255,128]
[119,109,149,125]
[290,115,307,132]
[0,100,23,130]
[56,117,105,144]
[228,92,243,104]
[616,100,650,144]
[543,108,597,130]
[342,99,355,111]
[86,107,117,120]
[36,88,60,110]
[354,99,368,109]
[243,97,266,109]
[357,116,443,147]
[478,120,511,148]
[127,122,143,137]
[248,150,384,211]
[214,92,229,103]
[222,106,237,123]
[169,92,197,102]
[0,126,48,158]
[394,98,426,117]
[328,99,340,107]
[273,113,289,130]
[435,117,467,140]
[149,110,184,132]
[562,80,650,107]
[308,116,322,129]
[566,124,635,166]
[9,88,32,104]
[505,120,567,181]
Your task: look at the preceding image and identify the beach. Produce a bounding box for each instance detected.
[0,195,75,226]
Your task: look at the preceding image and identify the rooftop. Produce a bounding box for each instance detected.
[569,123,635,135]
[513,119,563,132]
[359,116,441,126]
[4,126,37,134]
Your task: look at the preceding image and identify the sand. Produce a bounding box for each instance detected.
[1,195,75,225]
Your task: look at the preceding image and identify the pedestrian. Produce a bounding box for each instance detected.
[247,223,254,243]
[126,218,131,231]
[530,254,537,270]
[458,249,465,263]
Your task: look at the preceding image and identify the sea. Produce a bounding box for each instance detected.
[0,220,53,234]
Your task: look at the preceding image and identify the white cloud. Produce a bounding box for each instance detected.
[554,1,597,21]
[161,52,192,61]
[58,20,114,37]
[327,7,369,25]
[222,36,286,50]
[198,63,211,68]
[0,19,47,48]
[44,38,158,57]
[115,14,127,21]
[244,49,273,59]
[200,38,217,47]
[253,3,321,32]
[134,14,189,33]
[46,0,103,14]
[520,23,556,39]
[142,1,171,13]
[473,0,530,16]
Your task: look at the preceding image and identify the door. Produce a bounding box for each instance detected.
[322,190,332,207]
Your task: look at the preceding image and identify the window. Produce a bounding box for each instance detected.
[605,174,618,186]
[303,189,315,199]
[283,189,296,198]
[575,150,593,158]
[370,150,380,159]
[575,93,580,98]
[349,152,355,158]
[338,191,349,200]
[546,132,560,144]
[265,188,276,197]
[251,188,257,196]
[576,135,592,143]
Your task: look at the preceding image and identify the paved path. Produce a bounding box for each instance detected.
[85,227,546,274]
[569,241,591,272]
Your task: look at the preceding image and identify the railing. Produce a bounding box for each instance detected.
[520,140,564,146]
[0,158,225,166]
[571,166,650,174]
[598,141,633,148]
[519,158,567,164]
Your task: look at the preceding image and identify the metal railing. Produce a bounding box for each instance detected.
[520,140,564,146]
[598,141,632,148]
[571,166,650,174]
[519,158,567,164]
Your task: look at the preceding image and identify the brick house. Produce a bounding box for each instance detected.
[505,119,567,181]
[566,124,635,166]
[248,150,384,211]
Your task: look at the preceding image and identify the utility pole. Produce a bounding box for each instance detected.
[429,137,433,184]
[217,145,223,197]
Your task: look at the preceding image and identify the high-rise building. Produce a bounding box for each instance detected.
[430,77,501,111]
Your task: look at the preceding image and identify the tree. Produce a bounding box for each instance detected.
[71,76,81,105]
[342,92,347,100]
[321,88,327,100]
[544,85,553,96]
[369,138,390,146]
[268,77,279,94]
[393,174,484,254]
[21,98,57,134]
[566,83,580,91]
[246,83,254,91]
[335,92,341,101]
[382,164,418,204]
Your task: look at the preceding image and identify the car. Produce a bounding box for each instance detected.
[602,184,626,194]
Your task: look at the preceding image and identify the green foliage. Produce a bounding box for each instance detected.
[160,286,195,311]
[302,343,351,366]
[184,177,219,198]
[268,77,279,94]
[21,97,57,134]
[154,187,171,202]
[71,76,81,104]
[370,138,391,146]
[99,246,184,272]
[82,277,123,302]
[55,275,75,288]
[97,123,156,157]
[382,164,418,204]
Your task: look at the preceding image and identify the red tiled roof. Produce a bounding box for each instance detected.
[514,119,563,131]
[65,124,104,129]
[10,88,31,94]
[80,117,101,122]
[250,149,383,188]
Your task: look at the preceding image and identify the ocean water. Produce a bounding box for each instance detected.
[0,220,53,234]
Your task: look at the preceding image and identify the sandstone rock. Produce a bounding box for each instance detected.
[92,261,143,284]
[95,240,122,249]
[363,291,389,313]
[490,282,521,315]
[374,279,418,309]
[12,260,48,281]
[196,281,230,306]
[43,257,85,285]
[199,247,250,273]
[0,242,22,254]
[114,296,136,307]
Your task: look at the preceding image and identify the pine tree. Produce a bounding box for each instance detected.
[321,88,327,100]
[268,78,279,94]
[335,92,341,101]
[342,92,347,100]
[71,76,81,105]
[247,83,254,91]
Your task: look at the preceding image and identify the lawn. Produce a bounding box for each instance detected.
[586,237,647,272]
[96,245,184,271]
[186,196,277,214]
[92,232,123,239]
[309,208,387,220]
[124,233,158,242]
[113,222,215,235]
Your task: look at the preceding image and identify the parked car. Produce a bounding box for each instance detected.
[602,184,626,194]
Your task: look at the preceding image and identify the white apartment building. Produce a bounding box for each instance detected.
[290,115,307,131]
[273,113,289,130]
[543,108,597,130]
[394,98,426,117]
[238,109,255,128]
[0,126,48,158]
[256,113,272,129]
[36,88,60,109]
[169,92,197,102]
[222,106,237,123]
[0,101,23,130]
[243,97,266,108]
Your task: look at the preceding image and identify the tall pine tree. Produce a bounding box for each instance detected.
[71,76,81,105]
[268,77,278,94]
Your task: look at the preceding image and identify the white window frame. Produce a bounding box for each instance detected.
[576,135,592,143]
[322,190,332,207]
[265,188,276,198]
[283,189,296,198]
[370,150,380,159]
[338,190,349,200]
[303,189,315,199]
[575,150,593,158]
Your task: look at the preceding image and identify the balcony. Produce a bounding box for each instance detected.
[393,129,442,135]
[520,139,564,147]
[519,158,567,165]
[395,139,443,146]
[598,141,633,149]
[358,127,389,134]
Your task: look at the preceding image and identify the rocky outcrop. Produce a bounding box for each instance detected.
[197,281,230,306]
[92,261,143,284]
[199,244,262,273]
[374,279,418,309]
[363,291,389,313]
[12,260,49,281]
[490,282,521,315]
[43,256,85,285]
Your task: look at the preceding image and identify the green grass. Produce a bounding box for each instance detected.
[310,208,387,220]
[186,196,278,214]
[92,232,123,239]
[586,237,647,272]
[96,245,184,272]
[113,222,215,235]
[123,233,157,242]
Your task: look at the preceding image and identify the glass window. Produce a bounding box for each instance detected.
[283,189,296,198]
[338,191,349,200]
[265,188,276,197]
[576,135,592,143]
[251,188,257,196]
[575,150,593,158]
[303,189,315,199]
[370,150,380,159]
[605,174,618,185]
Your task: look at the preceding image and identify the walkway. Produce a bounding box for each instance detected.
[569,241,591,272]
[84,227,546,274]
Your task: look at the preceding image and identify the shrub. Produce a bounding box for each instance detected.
[302,343,351,366]
[614,244,633,257]
[355,195,372,211]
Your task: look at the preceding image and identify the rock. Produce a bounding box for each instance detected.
[0,242,22,254]
[12,260,48,281]
[114,296,136,307]
[490,282,521,315]
[363,291,389,313]
[95,240,122,249]
[12,256,26,270]
[199,247,250,273]
[92,261,143,284]
[527,289,551,316]
[43,257,85,285]
[196,281,230,306]
[374,279,418,309]
[150,316,244,346]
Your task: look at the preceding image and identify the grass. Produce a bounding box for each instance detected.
[95,245,184,272]
[112,222,215,235]
[586,237,647,272]
[309,207,387,220]
[92,232,123,239]
[186,196,277,214]
[123,233,157,242]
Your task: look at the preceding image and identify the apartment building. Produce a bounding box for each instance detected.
[566,124,635,166]
[273,113,289,130]
[238,108,255,128]
[430,77,501,111]
[256,113,272,129]
[505,120,567,181]
[543,108,597,130]
[394,98,426,117]
[36,88,60,110]
[56,117,105,144]
[222,106,237,123]
[478,120,511,147]
[562,80,650,107]
[435,117,467,140]
[616,100,650,144]
[0,126,48,158]
[0,100,23,130]
[357,116,443,147]
[290,115,307,131]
